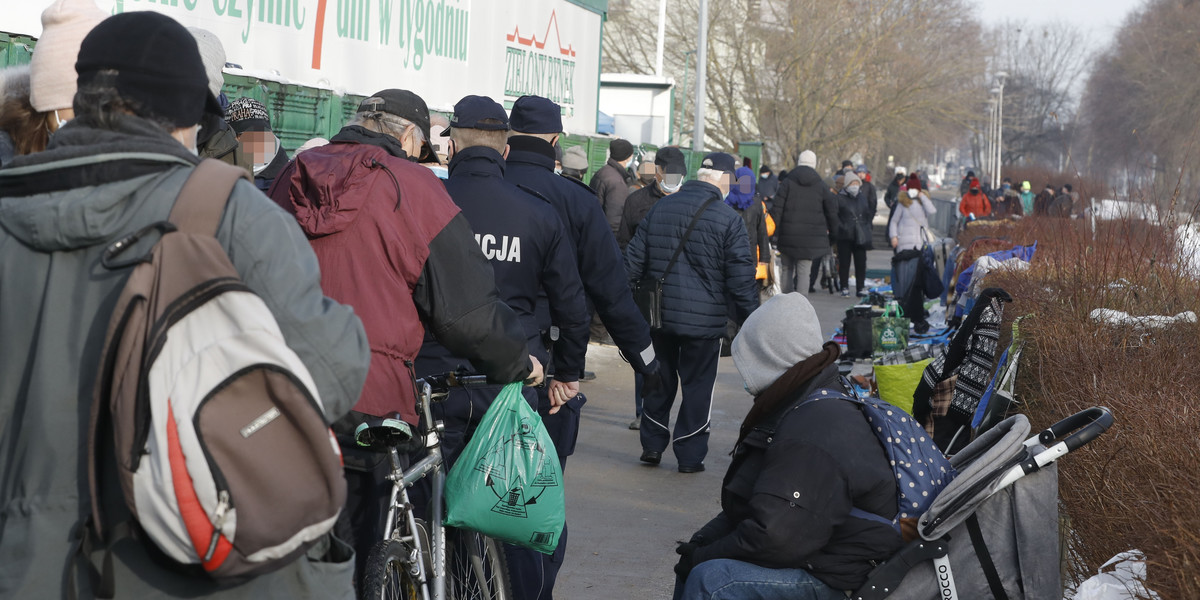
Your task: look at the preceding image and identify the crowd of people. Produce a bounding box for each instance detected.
[0,3,961,600]
[956,170,1082,219]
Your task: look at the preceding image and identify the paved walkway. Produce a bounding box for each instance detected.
[555,249,894,599]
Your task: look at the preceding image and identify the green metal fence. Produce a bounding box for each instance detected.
[0,32,35,68]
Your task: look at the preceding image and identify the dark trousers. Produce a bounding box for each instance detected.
[836,240,868,293]
[633,371,644,417]
[639,332,722,467]
[503,385,585,600]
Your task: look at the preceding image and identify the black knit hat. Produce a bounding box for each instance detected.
[75,11,221,128]
[608,139,633,161]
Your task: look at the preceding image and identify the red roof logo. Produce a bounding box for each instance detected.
[506,10,576,57]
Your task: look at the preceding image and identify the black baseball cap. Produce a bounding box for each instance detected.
[655,146,687,176]
[76,11,222,128]
[442,95,509,136]
[509,95,563,134]
[359,89,438,162]
[701,152,737,175]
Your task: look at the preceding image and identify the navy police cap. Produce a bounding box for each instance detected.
[509,95,563,134]
[444,95,510,136]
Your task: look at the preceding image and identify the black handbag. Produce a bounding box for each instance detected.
[633,197,719,330]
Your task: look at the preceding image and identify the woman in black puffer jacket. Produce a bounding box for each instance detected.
[835,172,876,297]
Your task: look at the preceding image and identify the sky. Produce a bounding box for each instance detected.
[977,0,1144,56]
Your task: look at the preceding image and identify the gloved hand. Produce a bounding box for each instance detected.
[674,541,700,580]
[641,359,664,399]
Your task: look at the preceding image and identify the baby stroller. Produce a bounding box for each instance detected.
[852,406,1114,600]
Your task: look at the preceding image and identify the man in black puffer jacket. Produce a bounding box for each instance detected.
[625,152,759,472]
[770,150,839,294]
[672,294,902,600]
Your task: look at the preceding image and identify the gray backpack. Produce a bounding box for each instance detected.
[87,160,346,587]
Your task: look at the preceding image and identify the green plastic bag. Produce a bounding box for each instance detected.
[874,358,932,415]
[444,383,564,554]
[873,302,910,355]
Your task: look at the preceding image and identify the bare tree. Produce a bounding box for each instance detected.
[603,0,988,171]
[989,20,1092,168]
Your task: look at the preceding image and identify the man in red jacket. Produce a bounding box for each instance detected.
[958,177,992,218]
[268,88,542,584]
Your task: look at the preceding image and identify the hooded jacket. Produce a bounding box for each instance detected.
[268,125,532,425]
[770,165,840,260]
[888,191,937,251]
[727,167,771,269]
[0,114,369,599]
[959,188,992,217]
[624,180,759,338]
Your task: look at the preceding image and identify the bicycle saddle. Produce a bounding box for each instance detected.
[354,417,415,451]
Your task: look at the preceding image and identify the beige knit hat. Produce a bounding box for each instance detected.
[29,0,107,112]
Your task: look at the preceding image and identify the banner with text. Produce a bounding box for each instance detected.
[5,0,602,133]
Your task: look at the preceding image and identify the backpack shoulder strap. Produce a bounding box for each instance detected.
[169,159,251,236]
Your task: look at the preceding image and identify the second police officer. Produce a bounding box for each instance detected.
[503,95,663,600]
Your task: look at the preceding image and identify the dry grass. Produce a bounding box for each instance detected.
[958,213,1200,597]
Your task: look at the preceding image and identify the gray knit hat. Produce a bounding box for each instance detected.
[731,293,825,395]
[187,27,226,99]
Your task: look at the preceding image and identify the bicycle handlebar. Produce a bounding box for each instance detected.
[416,369,492,396]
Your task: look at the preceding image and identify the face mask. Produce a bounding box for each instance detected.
[640,173,657,186]
[660,174,684,193]
[760,173,769,179]
[554,167,563,175]
[907,189,919,199]
[54,110,68,130]
[847,185,861,196]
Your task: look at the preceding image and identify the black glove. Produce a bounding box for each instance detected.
[674,541,700,580]
[641,359,664,399]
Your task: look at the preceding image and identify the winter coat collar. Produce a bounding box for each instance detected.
[330,125,411,160]
[447,145,506,179]
[506,135,556,170]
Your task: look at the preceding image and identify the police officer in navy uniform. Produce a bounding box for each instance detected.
[414,96,590,469]
[503,95,662,600]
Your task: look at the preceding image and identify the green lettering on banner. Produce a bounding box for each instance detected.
[413,0,425,69]
[228,0,242,19]
[183,0,197,9]
[213,0,227,16]
[432,1,442,57]
[378,0,392,44]
[242,0,254,42]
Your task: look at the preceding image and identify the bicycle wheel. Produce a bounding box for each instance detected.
[445,528,513,600]
[361,539,420,600]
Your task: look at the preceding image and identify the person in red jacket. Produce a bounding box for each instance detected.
[958,177,992,218]
[268,88,543,585]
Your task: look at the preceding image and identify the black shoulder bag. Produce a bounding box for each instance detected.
[633,197,719,330]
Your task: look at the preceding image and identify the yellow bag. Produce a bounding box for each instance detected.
[873,358,932,415]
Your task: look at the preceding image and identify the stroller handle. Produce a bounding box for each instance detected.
[1037,407,1114,453]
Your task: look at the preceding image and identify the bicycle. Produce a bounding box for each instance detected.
[354,371,513,600]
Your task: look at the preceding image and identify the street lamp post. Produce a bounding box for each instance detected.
[988,97,998,186]
[994,71,1008,189]
[989,88,1000,189]
[693,0,708,152]
[674,50,695,146]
